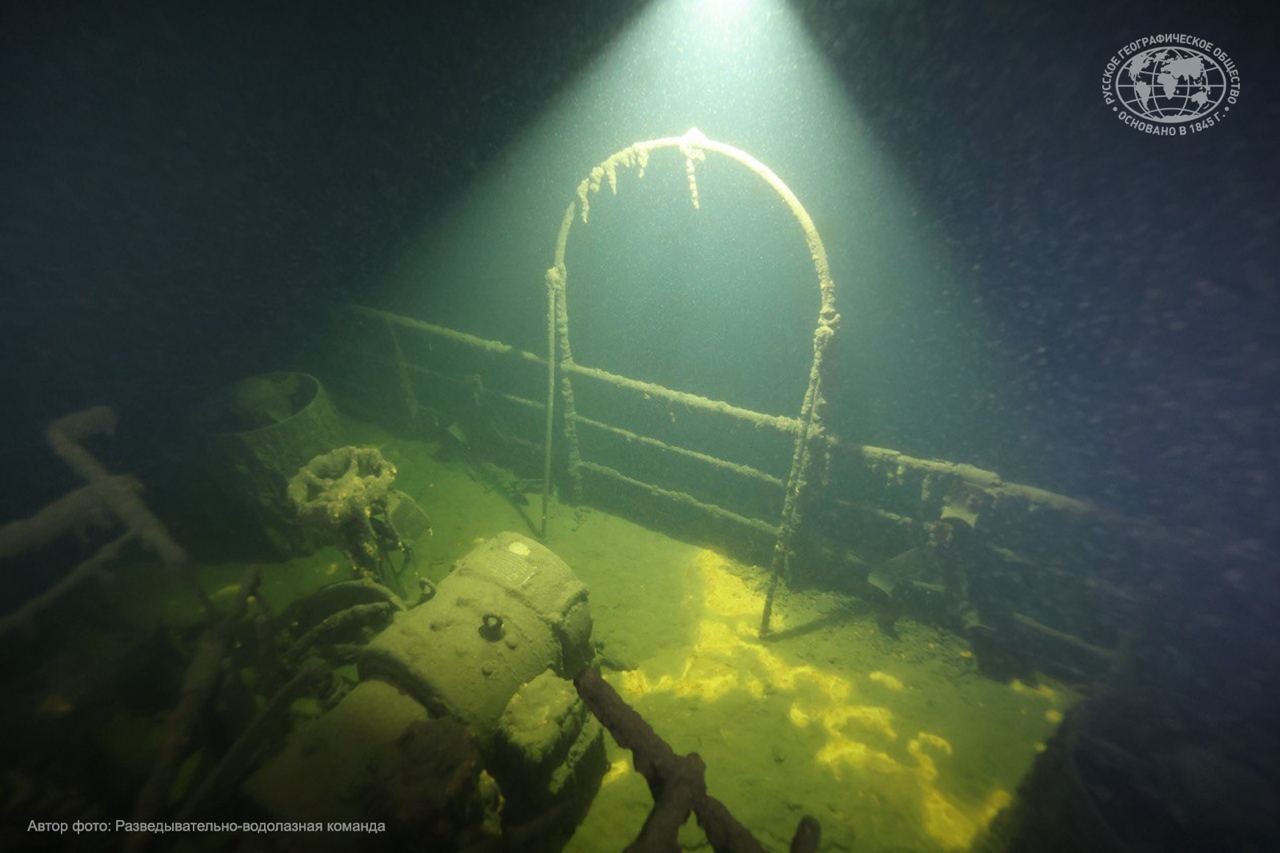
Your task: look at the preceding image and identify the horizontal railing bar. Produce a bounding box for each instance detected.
[401,393,546,455]
[345,306,1138,526]
[1012,612,1117,662]
[354,303,798,432]
[580,461,779,539]
[829,498,920,530]
[564,362,800,434]
[353,305,548,367]
[403,363,546,411]
[403,359,780,490]
[502,432,545,454]
[841,441,1100,515]
[574,414,784,488]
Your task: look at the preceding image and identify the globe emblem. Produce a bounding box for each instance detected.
[1115,47,1227,123]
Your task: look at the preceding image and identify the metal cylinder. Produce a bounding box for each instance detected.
[359,532,593,740]
[191,372,343,555]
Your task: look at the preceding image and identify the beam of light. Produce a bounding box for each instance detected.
[385,0,996,429]
[387,0,876,333]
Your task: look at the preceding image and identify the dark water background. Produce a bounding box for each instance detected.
[2,1,1275,557]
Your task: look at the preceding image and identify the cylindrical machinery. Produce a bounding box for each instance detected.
[245,533,604,848]
[359,531,593,736]
[191,372,343,555]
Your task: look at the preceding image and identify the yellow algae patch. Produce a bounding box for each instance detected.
[612,544,1019,851]
[618,669,647,696]
[921,789,973,849]
[671,655,738,702]
[618,615,764,704]
[820,704,898,742]
[1044,708,1063,724]
[625,663,738,702]
[746,643,818,692]
[983,792,1013,826]
[740,634,850,700]
[694,619,742,656]
[1010,679,1058,702]
[616,666,645,696]
[602,758,631,786]
[696,548,774,624]
[816,739,902,778]
[812,670,852,703]
[908,732,1011,850]
[619,669,675,698]
[921,787,1012,850]
[915,732,953,751]
[739,632,856,704]
[907,732,953,782]
[869,671,905,691]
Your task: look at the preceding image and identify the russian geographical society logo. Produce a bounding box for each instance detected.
[1101,34,1240,135]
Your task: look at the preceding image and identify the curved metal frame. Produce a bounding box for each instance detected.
[540,128,841,637]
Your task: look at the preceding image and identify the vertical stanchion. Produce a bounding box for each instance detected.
[540,268,559,538]
[387,318,420,430]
